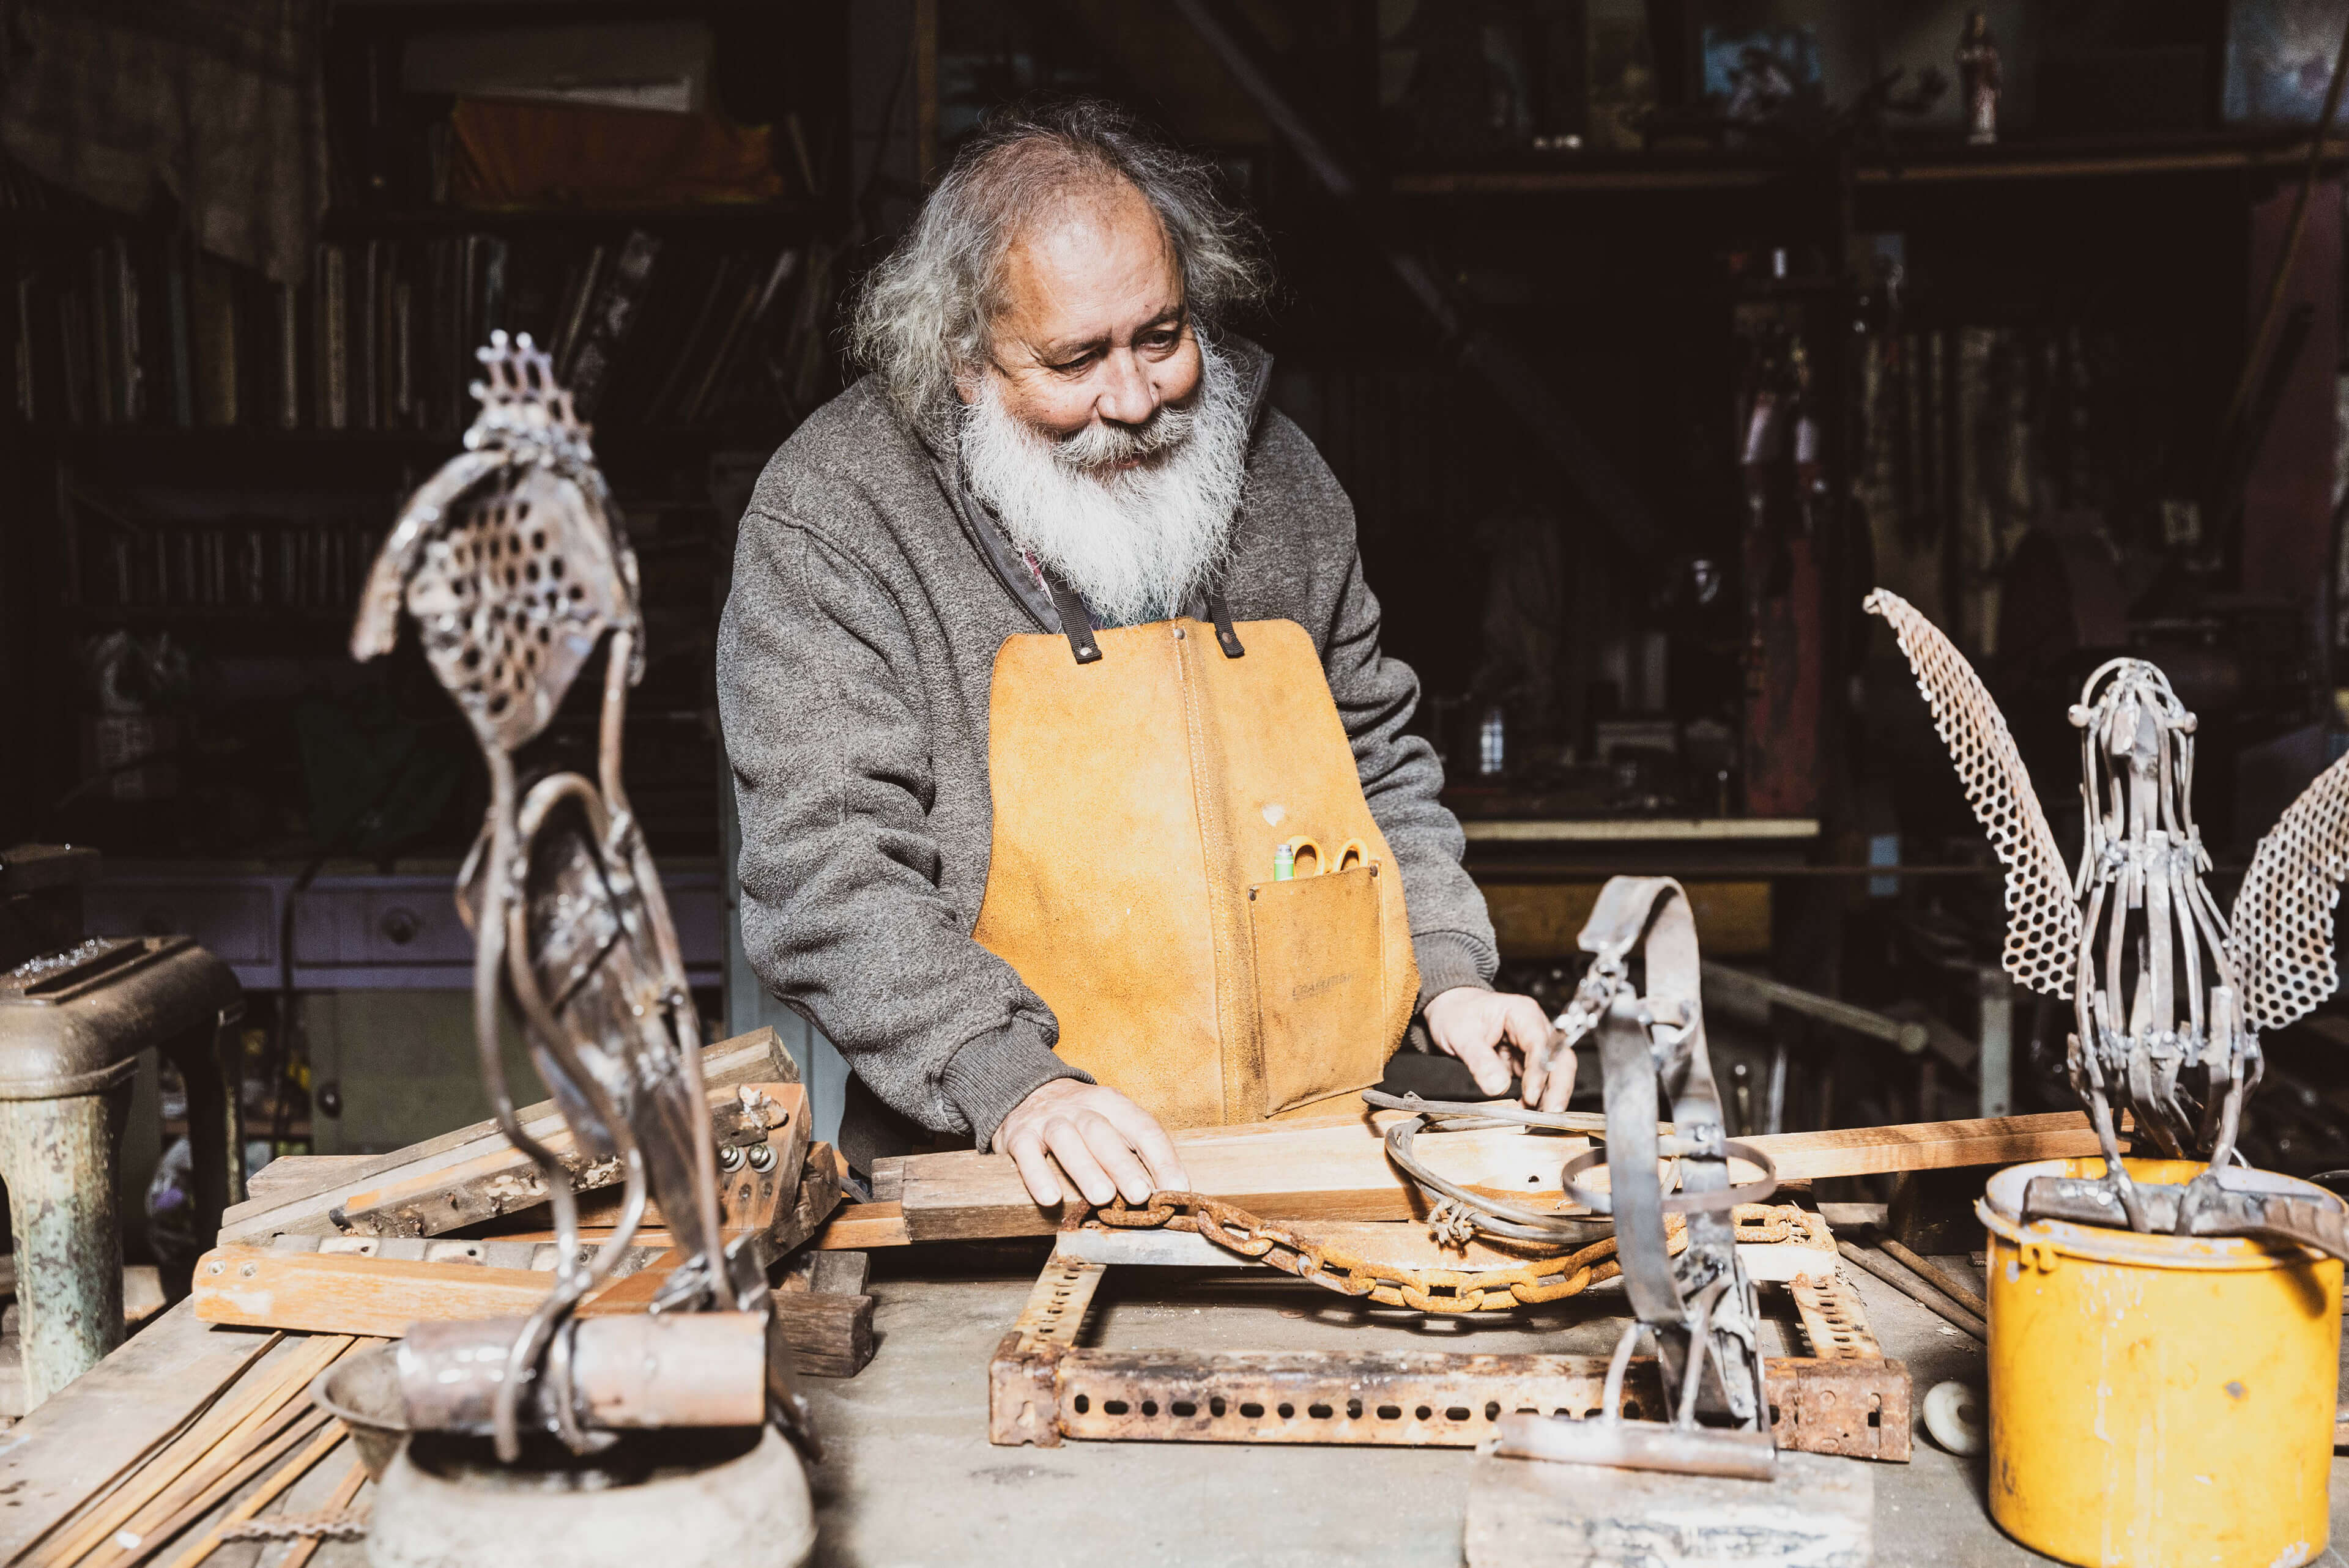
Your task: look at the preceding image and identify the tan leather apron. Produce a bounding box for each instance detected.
[972,591,1419,1130]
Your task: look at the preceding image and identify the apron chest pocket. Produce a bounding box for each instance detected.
[1246,862,1391,1117]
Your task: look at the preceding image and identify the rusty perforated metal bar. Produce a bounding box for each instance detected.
[1787,1268,1882,1361]
[1014,1256,1105,1350]
[989,1206,1908,1459]
[988,1343,1908,1459]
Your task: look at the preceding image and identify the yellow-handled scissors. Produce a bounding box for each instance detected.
[1278,836,1368,877]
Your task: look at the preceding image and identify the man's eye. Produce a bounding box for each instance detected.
[1048,353,1097,374]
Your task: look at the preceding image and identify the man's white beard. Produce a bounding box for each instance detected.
[960,338,1248,629]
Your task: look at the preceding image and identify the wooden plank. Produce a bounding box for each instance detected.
[243,1156,371,1205]
[46,1334,352,1568]
[812,1202,908,1251]
[896,1111,2106,1243]
[117,1408,334,1568]
[195,1251,552,1339]
[218,1027,795,1244]
[1740,1112,2104,1182]
[1460,818,1820,843]
[312,1076,803,1241]
[188,1246,873,1377]
[157,1421,347,1568]
[0,1306,291,1564]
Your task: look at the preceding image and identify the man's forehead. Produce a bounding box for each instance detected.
[996,180,1183,347]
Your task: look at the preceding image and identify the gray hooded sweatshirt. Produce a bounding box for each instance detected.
[714,339,1497,1147]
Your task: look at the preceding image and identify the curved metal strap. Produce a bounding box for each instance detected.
[1594,986,1686,1325]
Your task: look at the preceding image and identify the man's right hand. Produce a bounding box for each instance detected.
[992,1078,1189,1208]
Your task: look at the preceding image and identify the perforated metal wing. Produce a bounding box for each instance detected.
[1865,589,2080,998]
[2228,749,2349,1032]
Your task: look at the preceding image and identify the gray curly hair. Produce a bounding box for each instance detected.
[848,98,1267,435]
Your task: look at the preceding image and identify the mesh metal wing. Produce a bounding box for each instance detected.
[2228,748,2349,1031]
[1865,589,2080,998]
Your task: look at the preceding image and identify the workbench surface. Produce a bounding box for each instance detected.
[5,1237,2345,1566]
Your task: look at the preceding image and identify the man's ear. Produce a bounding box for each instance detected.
[952,360,983,405]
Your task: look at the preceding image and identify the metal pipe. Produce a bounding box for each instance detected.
[1879,1238,1988,1318]
[1838,1241,1987,1341]
[1700,961,1929,1056]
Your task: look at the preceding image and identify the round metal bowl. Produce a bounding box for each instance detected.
[310,1344,409,1481]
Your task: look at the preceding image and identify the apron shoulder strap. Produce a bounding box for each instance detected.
[1044,577,1102,665]
[1204,590,1245,659]
[1039,574,1243,665]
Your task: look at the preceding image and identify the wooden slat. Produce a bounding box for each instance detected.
[194,1252,552,1339]
[43,1334,352,1568]
[896,1111,2106,1243]
[0,1314,285,1565]
[157,1421,347,1568]
[106,1409,333,1568]
[1740,1113,2105,1182]
[327,1078,804,1241]
[218,1028,795,1244]
[189,1247,873,1377]
[812,1201,908,1251]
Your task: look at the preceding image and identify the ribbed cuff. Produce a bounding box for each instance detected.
[1413,931,1496,1013]
[940,1015,1093,1149]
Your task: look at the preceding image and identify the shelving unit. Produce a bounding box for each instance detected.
[1387,132,2349,196]
[0,2,855,864]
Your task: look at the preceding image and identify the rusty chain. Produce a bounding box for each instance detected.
[220,1510,370,1542]
[1078,1193,1811,1315]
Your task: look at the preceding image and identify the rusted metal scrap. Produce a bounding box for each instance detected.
[985,1245,1911,1460]
[990,1337,1907,1459]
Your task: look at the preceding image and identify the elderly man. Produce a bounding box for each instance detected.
[718,99,1565,1209]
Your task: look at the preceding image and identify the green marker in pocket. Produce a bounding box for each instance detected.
[1273,843,1295,881]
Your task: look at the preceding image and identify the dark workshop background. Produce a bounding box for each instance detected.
[9,0,2349,1268]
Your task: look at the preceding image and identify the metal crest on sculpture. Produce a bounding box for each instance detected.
[351,330,640,756]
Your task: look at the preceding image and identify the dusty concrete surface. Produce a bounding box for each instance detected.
[798,1248,2349,1568]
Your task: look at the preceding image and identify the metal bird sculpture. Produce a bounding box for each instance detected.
[1868,589,2349,1256]
[353,331,749,1458]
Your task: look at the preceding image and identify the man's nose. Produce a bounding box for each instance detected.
[1091,347,1159,426]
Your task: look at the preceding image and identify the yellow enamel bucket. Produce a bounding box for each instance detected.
[1978,1158,2342,1568]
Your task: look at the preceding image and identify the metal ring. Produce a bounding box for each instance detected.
[1560,1140,1779,1216]
[1374,1105,1615,1246]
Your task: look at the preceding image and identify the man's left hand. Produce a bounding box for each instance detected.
[1422,986,1575,1109]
